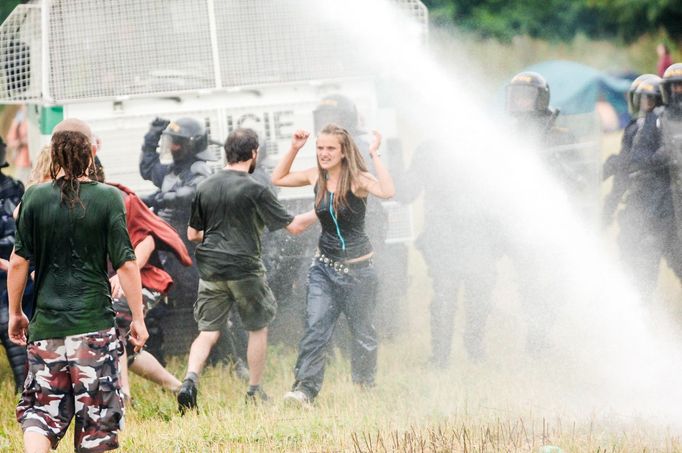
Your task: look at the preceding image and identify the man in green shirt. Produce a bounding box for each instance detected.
[177,128,315,411]
[7,118,148,453]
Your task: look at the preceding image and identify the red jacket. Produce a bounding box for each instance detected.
[108,182,192,293]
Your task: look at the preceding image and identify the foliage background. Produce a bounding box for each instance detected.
[423,0,682,43]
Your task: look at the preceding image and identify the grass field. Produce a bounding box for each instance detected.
[1,341,680,452]
[1,246,682,452]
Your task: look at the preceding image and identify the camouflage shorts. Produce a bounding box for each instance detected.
[16,328,124,453]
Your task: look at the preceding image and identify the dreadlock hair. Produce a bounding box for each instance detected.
[314,123,368,212]
[50,130,94,208]
[88,156,106,183]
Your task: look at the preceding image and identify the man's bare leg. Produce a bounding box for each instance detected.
[177,330,220,411]
[186,331,221,377]
[130,351,181,392]
[247,327,267,386]
[119,350,131,399]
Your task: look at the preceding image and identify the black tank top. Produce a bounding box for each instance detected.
[314,186,373,260]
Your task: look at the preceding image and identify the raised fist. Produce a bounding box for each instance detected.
[143,117,171,151]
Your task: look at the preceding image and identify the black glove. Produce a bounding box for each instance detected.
[155,190,168,208]
[141,191,163,210]
[602,154,620,180]
[143,118,171,152]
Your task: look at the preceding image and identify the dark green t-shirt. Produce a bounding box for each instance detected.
[189,169,294,281]
[15,181,136,341]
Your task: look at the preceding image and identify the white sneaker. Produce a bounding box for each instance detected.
[283,390,311,406]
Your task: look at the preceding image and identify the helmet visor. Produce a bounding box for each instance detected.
[159,133,189,163]
[639,93,657,113]
[506,85,539,114]
[671,82,682,105]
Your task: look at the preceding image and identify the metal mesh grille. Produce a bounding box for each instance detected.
[395,0,428,41]
[47,0,215,101]
[0,5,41,103]
[214,1,366,87]
[383,201,414,243]
[0,0,426,104]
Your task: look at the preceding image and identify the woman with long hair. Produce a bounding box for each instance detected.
[271,123,395,404]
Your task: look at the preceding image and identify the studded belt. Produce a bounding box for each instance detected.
[314,250,373,274]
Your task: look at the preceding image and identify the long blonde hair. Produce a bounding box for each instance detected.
[27,145,53,187]
[314,124,368,212]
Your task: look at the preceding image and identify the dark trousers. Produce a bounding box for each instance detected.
[424,248,496,364]
[0,300,28,392]
[292,260,378,399]
[618,208,682,304]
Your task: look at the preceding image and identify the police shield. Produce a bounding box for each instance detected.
[661,113,682,241]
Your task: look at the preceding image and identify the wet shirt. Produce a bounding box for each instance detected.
[15,181,135,341]
[189,169,293,281]
[314,187,373,260]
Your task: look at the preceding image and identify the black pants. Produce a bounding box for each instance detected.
[422,243,496,364]
[0,299,27,392]
[292,259,378,400]
[618,208,682,304]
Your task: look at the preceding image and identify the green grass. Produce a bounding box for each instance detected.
[2,206,682,451]
[1,326,681,451]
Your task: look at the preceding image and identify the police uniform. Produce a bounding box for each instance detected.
[139,118,213,358]
[0,148,28,392]
[402,140,500,365]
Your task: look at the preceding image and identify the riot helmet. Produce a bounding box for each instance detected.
[505,71,550,116]
[633,75,663,113]
[159,117,213,162]
[661,63,682,113]
[313,94,359,135]
[0,137,7,168]
[627,74,656,116]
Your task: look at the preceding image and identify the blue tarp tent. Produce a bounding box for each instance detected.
[521,60,632,128]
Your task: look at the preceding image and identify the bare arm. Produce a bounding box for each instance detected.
[7,251,30,346]
[134,235,155,267]
[360,131,395,199]
[110,235,155,298]
[116,260,149,352]
[285,209,318,235]
[271,129,317,187]
[187,226,204,243]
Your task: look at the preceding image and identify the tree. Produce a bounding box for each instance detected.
[421,0,681,43]
[588,0,682,42]
[0,1,23,26]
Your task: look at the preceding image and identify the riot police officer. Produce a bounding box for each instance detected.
[602,74,657,225]
[661,63,682,117]
[506,71,577,163]
[661,63,682,225]
[505,71,577,355]
[140,117,214,234]
[401,138,500,365]
[0,136,28,391]
[618,75,682,302]
[139,117,213,360]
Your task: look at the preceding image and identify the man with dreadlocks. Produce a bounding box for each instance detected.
[7,118,148,453]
